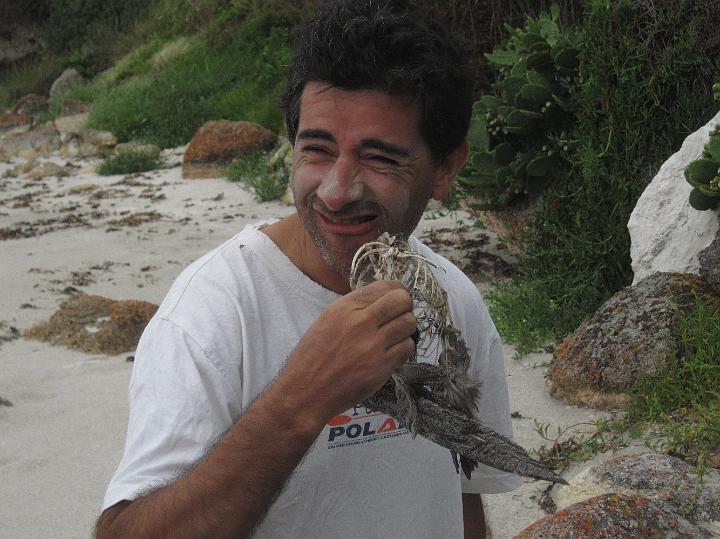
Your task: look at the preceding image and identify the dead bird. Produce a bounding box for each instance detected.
[350,232,566,485]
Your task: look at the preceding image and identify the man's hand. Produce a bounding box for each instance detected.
[279,279,417,424]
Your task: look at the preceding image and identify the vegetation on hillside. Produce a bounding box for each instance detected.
[484,0,720,354]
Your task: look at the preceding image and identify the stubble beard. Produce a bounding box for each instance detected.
[295,192,432,280]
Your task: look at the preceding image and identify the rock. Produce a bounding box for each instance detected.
[13,94,48,117]
[115,141,161,158]
[27,161,72,179]
[24,294,158,356]
[0,112,29,130]
[58,99,89,117]
[54,113,89,137]
[699,229,720,296]
[0,124,61,159]
[629,110,720,284]
[514,493,708,538]
[465,196,543,254]
[60,129,118,158]
[182,120,277,179]
[546,272,720,410]
[49,68,85,99]
[0,95,48,131]
[555,453,720,536]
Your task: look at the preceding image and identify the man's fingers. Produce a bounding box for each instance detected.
[378,311,417,349]
[349,279,405,306]
[364,287,413,327]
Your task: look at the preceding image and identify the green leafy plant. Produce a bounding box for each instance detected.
[684,83,720,211]
[97,150,164,176]
[227,150,289,202]
[458,6,580,210]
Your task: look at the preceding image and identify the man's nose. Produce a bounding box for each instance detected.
[316,157,364,211]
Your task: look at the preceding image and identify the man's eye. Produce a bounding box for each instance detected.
[302,146,328,155]
[367,155,399,165]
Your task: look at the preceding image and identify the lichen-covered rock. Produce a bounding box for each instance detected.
[49,68,85,99]
[514,493,709,538]
[60,129,117,158]
[556,453,720,536]
[25,294,158,355]
[699,229,720,296]
[629,110,720,284]
[182,120,276,179]
[58,99,89,117]
[114,141,161,158]
[13,94,48,117]
[546,272,720,409]
[0,124,61,159]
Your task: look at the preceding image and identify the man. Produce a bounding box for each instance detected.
[96,1,520,537]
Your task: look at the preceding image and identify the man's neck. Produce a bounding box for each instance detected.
[261,214,352,295]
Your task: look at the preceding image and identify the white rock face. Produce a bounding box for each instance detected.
[629,110,720,284]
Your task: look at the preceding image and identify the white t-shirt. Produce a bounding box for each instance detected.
[103,222,521,538]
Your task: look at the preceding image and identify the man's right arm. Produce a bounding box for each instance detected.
[95,280,416,539]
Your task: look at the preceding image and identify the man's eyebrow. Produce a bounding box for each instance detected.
[360,138,410,158]
[296,129,335,142]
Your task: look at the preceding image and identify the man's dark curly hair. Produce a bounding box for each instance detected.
[280,0,474,163]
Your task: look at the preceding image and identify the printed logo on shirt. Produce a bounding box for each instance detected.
[326,404,409,449]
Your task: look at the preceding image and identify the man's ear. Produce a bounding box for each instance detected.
[431,140,469,200]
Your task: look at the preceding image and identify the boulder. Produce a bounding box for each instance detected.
[0,95,48,131]
[13,94,48,117]
[182,120,277,179]
[49,68,85,99]
[26,161,73,179]
[0,112,28,131]
[699,228,720,296]
[114,141,161,158]
[555,453,720,536]
[546,272,720,410]
[24,294,158,355]
[0,124,61,159]
[54,113,89,137]
[58,99,89,117]
[629,110,720,284]
[514,493,708,538]
[60,129,118,158]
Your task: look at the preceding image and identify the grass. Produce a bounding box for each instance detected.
[0,54,62,109]
[97,150,164,176]
[532,298,720,475]
[628,298,720,467]
[84,13,292,148]
[227,151,289,202]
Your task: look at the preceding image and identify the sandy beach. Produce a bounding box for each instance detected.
[0,153,610,538]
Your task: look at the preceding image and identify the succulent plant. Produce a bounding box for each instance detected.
[458,6,579,210]
[684,119,720,211]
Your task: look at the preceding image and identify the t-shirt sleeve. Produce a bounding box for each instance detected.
[102,316,240,510]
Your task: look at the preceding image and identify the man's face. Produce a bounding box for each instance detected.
[292,82,458,278]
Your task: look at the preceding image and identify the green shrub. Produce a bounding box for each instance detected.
[85,13,292,148]
[97,150,164,176]
[458,7,580,209]
[487,0,720,353]
[227,150,289,202]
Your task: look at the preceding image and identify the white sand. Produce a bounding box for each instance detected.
[0,154,613,538]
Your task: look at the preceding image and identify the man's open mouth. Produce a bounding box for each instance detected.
[317,212,379,234]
